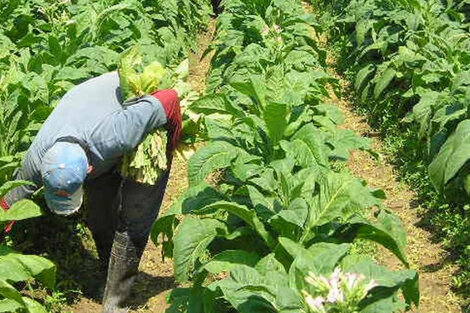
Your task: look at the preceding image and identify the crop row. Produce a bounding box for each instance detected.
[313,0,470,293]
[318,0,470,199]
[151,0,419,312]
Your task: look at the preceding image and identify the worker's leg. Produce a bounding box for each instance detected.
[84,171,122,270]
[102,170,170,313]
[211,0,223,14]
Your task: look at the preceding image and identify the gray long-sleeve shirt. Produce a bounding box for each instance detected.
[6,71,167,205]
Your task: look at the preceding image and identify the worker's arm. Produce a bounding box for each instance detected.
[93,95,168,155]
[1,155,41,234]
[4,156,42,207]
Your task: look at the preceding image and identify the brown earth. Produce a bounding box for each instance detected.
[66,22,215,313]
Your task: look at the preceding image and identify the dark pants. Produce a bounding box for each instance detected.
[211,0,223,14]
[84,168,170,312]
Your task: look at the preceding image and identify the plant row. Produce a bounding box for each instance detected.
[312,0,470,293]
[0,0,212,311]
[152,0,419,312]
[316,0,470,202]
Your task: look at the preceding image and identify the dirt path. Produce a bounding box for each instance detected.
[67,22,215,313]
[326,65,462,312]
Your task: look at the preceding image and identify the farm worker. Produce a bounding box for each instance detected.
[0,72,182,313]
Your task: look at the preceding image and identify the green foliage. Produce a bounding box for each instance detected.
[319,0,470,199]
[0,181,54,312]
[118,47,166,102]
[316,0,470,296]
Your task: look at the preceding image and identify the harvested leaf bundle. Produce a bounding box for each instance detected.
[118,47,169,185]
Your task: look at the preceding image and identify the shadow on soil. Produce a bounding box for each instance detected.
[127,274,175,309]
[10,203,106,302]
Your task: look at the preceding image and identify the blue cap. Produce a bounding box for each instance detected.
[41,142,88,215]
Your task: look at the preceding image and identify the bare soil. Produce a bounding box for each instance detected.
[66,22,215,313]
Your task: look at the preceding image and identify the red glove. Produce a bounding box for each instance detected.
[1,198,14,233]
[151,89,182,151]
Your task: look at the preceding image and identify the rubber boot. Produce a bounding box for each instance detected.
[101,231,148,313]
[101,173,169,313]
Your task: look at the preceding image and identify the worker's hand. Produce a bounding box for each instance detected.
[1,198,14,233]
[151,89,182,151]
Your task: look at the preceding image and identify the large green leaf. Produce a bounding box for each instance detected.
[231,75,267,109]
[151,183,223,252]
[256,254,286,275]
[429,120,470,192]
[263,102,288,146]
[200,201,276,249]
[0,246,56,289]
[280,139,321,169]
[269,198,309,238]
[374,68,396,99]
[346,210,409,267]
[328,129,371,161]
[280,238,350,276]
[200,250,260,275]
[355,64,374,92]
[23,298,48,313]
[292,124,329,167]
[205,117,236,141]
[410,91,441,138]
[0,279,24,308]
[283,238,350,292]
[0,299,22,313]
[188,141,239,186]
[190,93,244,117]
[306,172,380,230]
[173,217,227,282]
[215,267,278,313]
[0,200,43,223]
[360,294,407,313]
[0,181,35,199]
[341,255,419,307]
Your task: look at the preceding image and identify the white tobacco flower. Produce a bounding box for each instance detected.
[328,268,341,291]
[303,268,378,312]
[303,291,326,313]
[345,273,358,290]
[326,285,344,303]
[305,272,330,293]
[273,24,282,33]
